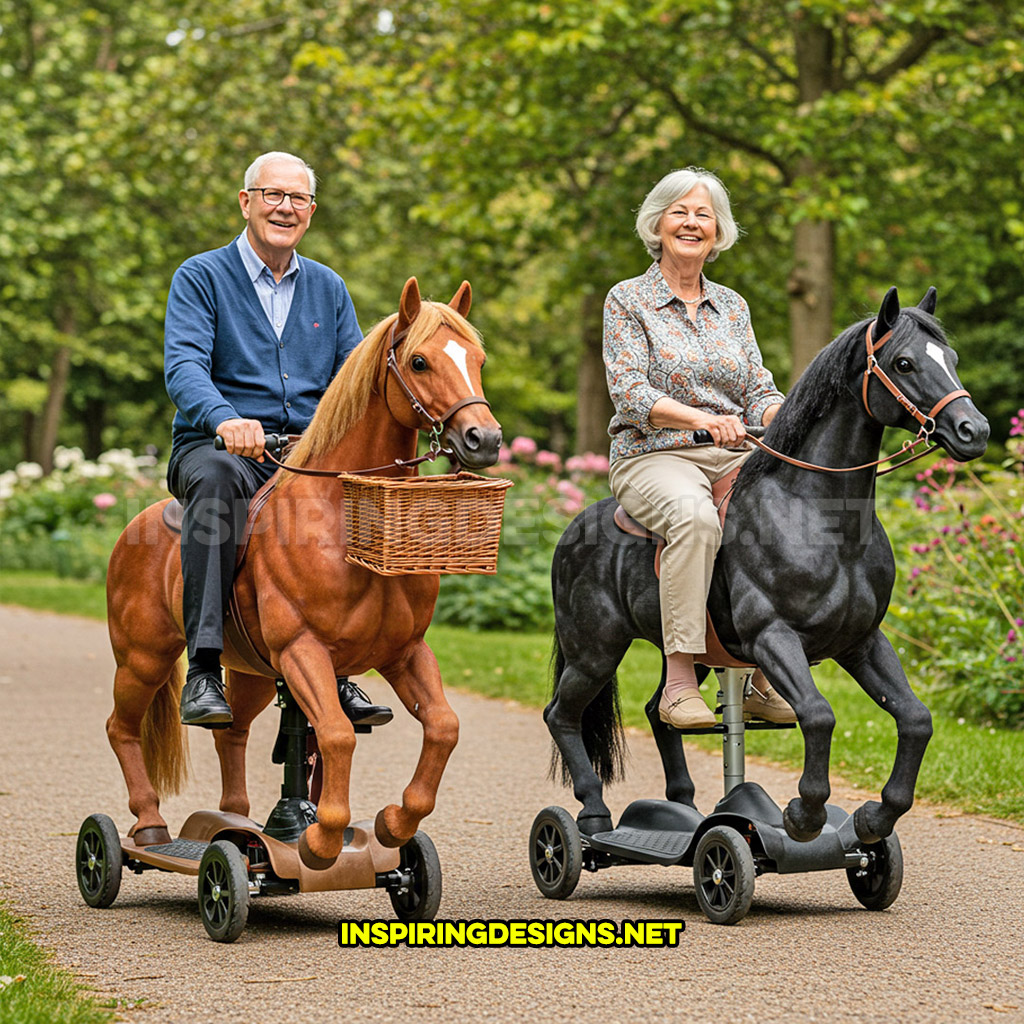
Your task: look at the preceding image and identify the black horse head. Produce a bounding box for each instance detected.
[866,287,989,461]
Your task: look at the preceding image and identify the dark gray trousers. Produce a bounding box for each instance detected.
[167,439,276,659]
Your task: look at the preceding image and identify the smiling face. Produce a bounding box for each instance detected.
[238,157,316,266]
[657,184,718,270]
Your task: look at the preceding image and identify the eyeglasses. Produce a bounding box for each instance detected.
[247,188,315,211]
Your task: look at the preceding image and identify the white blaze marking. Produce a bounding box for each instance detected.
[926,341,959,387]
[443,338,477,394]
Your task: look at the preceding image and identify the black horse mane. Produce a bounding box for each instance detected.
[737,306,946,488]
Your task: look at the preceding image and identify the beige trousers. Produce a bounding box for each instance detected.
[609,446,751,655]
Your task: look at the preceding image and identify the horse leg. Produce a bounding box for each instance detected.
[374,641,459,848]
[642,656,700,810]
[836,629,933,843]
[751,625,836,842]
[212,670,277,818]
[277,639,356,868]
[544,648,628,835]
[105,649,186,845]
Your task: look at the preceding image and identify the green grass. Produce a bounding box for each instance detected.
[2,572,1021,822]
[0,572,107,620]
[0,902,119,1024]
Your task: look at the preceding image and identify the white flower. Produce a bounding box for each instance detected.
[15,462,43,480]
[53,446,85,470]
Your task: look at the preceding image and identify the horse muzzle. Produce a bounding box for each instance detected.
[933,398,989,462]
[445,422,503,469]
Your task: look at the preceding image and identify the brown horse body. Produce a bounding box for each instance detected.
[105,279,502,867]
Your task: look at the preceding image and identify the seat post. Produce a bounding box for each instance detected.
[719,669,751,795]
[262,681,318,842]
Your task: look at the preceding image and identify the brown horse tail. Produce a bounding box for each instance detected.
[140,659,190,798]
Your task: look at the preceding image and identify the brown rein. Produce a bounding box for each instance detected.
[251,320,492,479]
[741,320,971,476]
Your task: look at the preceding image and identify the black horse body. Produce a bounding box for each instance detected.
[546,288,989,843]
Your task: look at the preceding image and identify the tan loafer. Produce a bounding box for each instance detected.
[659,691,716,729]
[743,682,796,724]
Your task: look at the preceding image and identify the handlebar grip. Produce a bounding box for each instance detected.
[692,425,766,446]
[213,432,286,452]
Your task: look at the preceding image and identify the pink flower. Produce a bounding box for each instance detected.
[510,436,538,458]
[497,446,513,464]
[93,493,117,510]
[535,450,562,471]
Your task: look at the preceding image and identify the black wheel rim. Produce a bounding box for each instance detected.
[698,842,737,912]
[78,826,105,898]
[201,856,231,931]
[534,821,565,886]
[394,842,424,915]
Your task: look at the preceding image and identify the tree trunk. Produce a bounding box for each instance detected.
[83,396,105,459]
[787,17,837,384]
[35,344,72,474]
[575,289,613,455]
[21,412,36,464]
[787,216,835,383]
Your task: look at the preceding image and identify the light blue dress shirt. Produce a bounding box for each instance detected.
[235,231,299,339]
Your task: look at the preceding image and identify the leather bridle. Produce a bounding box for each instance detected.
[260,319,492,478]
[744,318,972,475]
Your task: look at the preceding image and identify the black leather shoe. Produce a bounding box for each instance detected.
[337,677,393,726]
[180,672,233,727]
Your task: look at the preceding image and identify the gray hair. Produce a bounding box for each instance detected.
[244,151,317,195]
[635,167,739,262]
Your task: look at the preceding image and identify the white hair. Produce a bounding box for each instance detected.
[244,151,317,195]
[635,167,739,262]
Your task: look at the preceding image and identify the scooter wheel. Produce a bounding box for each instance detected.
[529,806,582,899]
[389,831,442,922]
[75,814,123,909]
[198,840,250,942]
[847,831,903,910]
[693,825,755,925]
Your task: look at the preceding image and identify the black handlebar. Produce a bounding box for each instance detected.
[692,425,766,446]
[213,432,287,453]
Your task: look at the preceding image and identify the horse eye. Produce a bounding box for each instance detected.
[894,357,914,374]
[411,355,428,372]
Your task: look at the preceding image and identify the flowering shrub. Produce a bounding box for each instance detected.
[886,412,1024,727]
[0,447,167,580]
[433,438,611,630]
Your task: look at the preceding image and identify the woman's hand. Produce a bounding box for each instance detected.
[693,413,747,447]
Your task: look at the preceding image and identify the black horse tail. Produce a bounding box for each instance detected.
[545,631,628,787]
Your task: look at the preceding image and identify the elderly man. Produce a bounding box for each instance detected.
[164,150,392,728]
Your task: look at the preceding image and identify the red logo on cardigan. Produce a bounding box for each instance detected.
[313,322,320,328]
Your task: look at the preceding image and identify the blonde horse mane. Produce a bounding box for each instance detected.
[284,300,484,469]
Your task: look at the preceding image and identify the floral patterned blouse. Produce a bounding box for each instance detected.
[604,262,784,464]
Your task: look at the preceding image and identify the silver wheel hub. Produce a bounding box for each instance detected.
[544,845,554,862]
[211,884,222,902]
[712,867,724,885]
[87,852,97,870]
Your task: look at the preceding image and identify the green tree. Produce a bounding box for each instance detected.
[302,0,1024,452]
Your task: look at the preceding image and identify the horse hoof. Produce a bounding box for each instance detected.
[298,829,338,870]
[374,806,406,849]
[853,805,884,845]
[576,814,613,837]
[131,826,172,846]
[782,806,822,843]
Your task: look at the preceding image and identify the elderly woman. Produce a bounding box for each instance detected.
[604,166,795,729]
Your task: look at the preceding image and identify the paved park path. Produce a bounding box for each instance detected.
[1,604,1022,1023]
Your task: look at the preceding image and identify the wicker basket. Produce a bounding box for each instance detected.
[337,471,515,576]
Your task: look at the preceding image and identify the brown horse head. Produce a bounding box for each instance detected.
[384,277,500,468]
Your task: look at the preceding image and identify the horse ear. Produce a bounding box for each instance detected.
[398,277,421,333]
[874,286,900,342]
[449,280,472,319]
[918,287,937,315]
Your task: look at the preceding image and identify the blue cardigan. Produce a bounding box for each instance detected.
[164,239,362,447]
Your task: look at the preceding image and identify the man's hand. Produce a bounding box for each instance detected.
[215,418,266,460]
